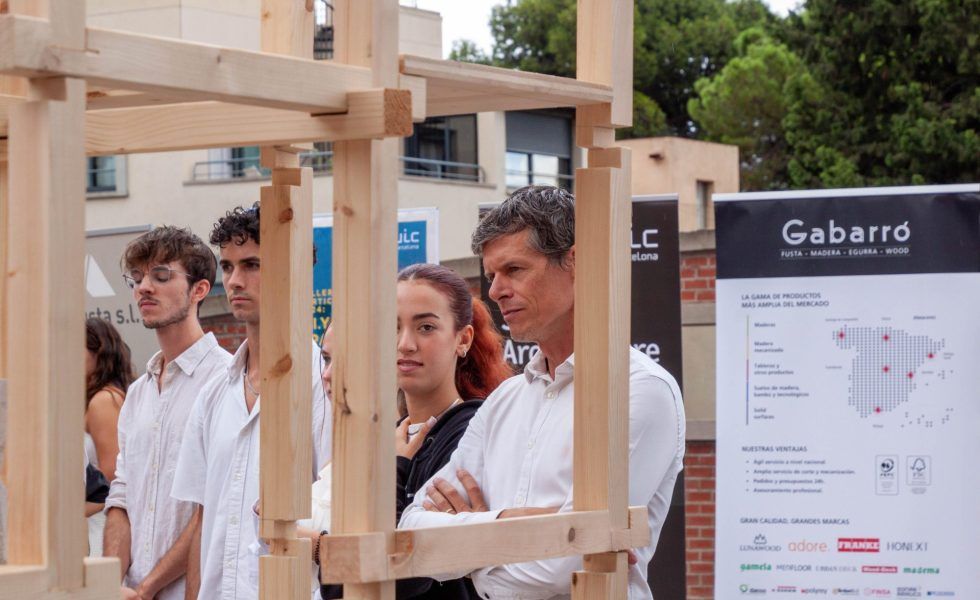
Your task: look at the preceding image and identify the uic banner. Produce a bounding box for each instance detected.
[714,184,980,598]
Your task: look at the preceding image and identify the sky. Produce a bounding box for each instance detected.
[404,0,804,58]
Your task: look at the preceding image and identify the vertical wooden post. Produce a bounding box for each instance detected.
[331,1,399,599]
[576,0,633,128]
[573,0,634,598]
[6,0,88,589]
[0,0,46,99]
[258,147,314,600]
[0,141,7,381]
[7,74,87,587]
[257,3,315,600]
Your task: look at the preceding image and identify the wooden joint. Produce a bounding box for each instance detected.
[586,146,628,170]
[259,518,298,541]
[377,88,412,138]
[399,74,427,122]
[576,103,616,148]
[320,507,650,584]
[320,532,389,584]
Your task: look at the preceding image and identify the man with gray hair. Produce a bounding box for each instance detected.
[398,185,685,599]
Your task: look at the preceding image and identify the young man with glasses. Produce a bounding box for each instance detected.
[104,226,233,600]
[172,203,331,600]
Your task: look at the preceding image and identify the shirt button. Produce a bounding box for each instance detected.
[547,392,555,399]
[226,560,233,567]
[229,516,238,525]
[527,441,534,449]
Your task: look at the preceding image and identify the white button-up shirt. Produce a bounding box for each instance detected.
[398,347,685,600]
[105,333,232,600]
[171,340,331,600]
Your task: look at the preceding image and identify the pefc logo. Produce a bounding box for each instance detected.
[781,219,910,246]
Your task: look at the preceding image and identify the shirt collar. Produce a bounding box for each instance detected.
[226,339,251,381]
[145,332,221,377]
[523,350,575,384]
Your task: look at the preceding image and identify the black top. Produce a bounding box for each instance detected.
[322,400,483,600]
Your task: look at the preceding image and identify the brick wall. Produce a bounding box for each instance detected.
[685,440,717,599]
[201,313,247,354]
[680,251,716,303]
[680,238,717,599]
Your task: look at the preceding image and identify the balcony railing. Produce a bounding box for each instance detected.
[190,151,485,184]
[506,170,574,191]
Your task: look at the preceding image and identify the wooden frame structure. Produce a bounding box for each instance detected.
[0,1,640,598]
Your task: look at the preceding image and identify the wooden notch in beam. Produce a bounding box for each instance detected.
[0,14,373,113]
[85,88,412,155]
[320,506,651,584]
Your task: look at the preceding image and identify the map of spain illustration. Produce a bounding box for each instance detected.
[834,326,949,422]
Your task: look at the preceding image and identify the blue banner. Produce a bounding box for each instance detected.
[312,209,438,340]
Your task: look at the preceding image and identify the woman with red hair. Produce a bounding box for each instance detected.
[319,263,511,599]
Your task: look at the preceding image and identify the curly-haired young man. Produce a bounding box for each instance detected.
[172,203,331,600]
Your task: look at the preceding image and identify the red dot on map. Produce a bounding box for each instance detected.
[838,331,845,339]
[874,407,882,413]
[928,353,934,359]
[883,366,890,372]
[883,334,890,341]
[907,372,914,379]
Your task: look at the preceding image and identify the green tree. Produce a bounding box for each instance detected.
[688,29,805,189]
[782,0,980,187]
[476,0,776,137]
[448,39,492,64]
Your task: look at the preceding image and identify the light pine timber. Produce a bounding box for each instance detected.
[329,136,399,600]
[575,104,616,149]
[256,3,316,599]
[330,0,400,597]
[399,54,613,117]
[0,140,7,377]
[258,169,314,521]
[321,506,651,584]
[258,158,314,600]
[0,559,121,600]
[83,88,412,156]
[571,147,634,600]
[0,15,372,113]
[576,0,633,127]
[0,0,44,99]
[7,76,88,588]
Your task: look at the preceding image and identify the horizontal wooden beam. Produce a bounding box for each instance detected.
[85,88,412,155]
[0,558,120,600]
[400,54,613,117]
[320,506,651,584]
[0,15,373,113]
